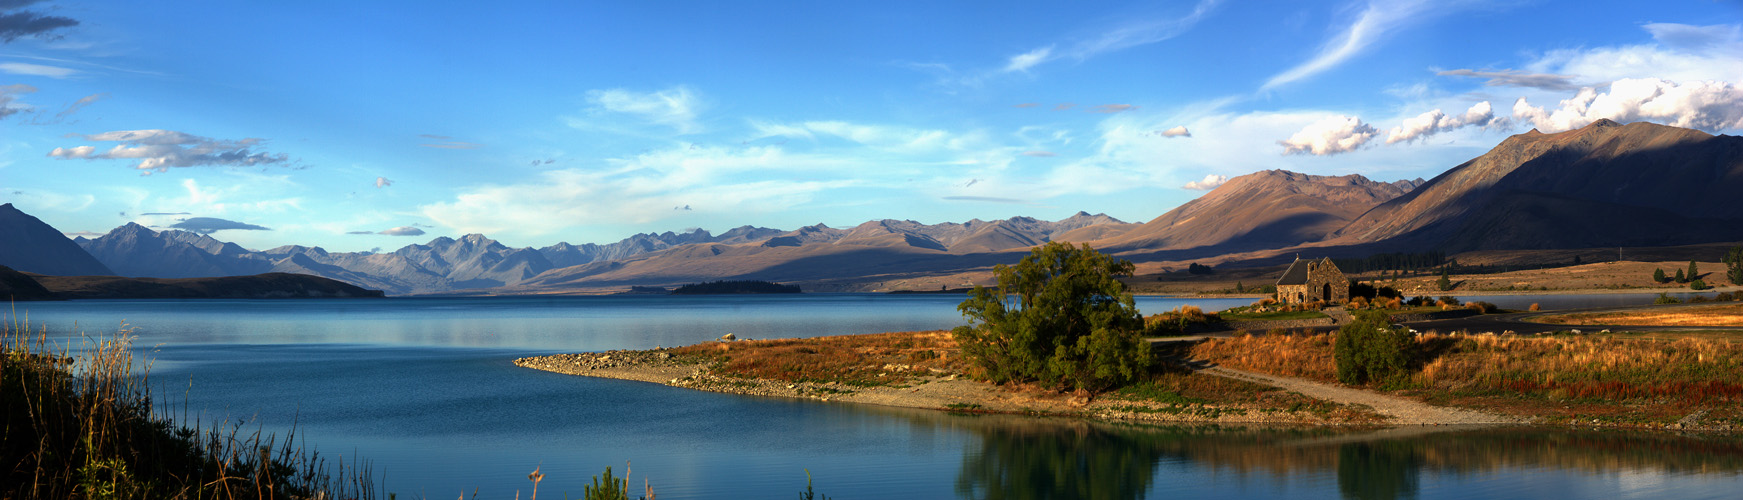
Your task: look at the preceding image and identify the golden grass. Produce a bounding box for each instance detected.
[1534,304,1743,326]
[671,330,965,386]
[1189,333,1338,382]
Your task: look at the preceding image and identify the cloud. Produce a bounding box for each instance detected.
[0,83,32,119]
[375,176,392,188]
[0,6,77,43]
[345,230,374,235]
[1000,0,1222,74]
[1385,101,1501,144]
[1182,174,1228,190]
[1091,104,1136,114]
[1157,126,1191,138]
[140,211,190,215]
[1003,46,1053,73]
[1436,69,1579,91]
[169,217,271,234]
[48,129,291,174]
[417,134,452,140]
[1013,102,1039,108]
[1278,115,1377,155]
[1510,78,1743,133]
[377,226,425,236]
[0,61,73,77]
[61,231,101,238]
[1526,23,1743,87]
[55,92,103,118]
[1021,150,1056,157]
[585,85,703,134]
[1262,0,1438,91]
[942,195,1035,204]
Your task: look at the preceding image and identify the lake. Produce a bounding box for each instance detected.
[11,293,1741,499]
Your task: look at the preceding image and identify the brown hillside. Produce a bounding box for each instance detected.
[1331,119,1743,252]
[1101,170,1412,255]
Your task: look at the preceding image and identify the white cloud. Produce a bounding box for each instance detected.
[1158,126,1191,137]
[1511,78,1743,133]
[1182,174,1227,190]
[47,129,291,174]
[1386,101,1500,144]
[1003,46,1053,73]
[585,85,704,134]
[0,62,75,78]
[1278,115,1377,155]
[1526,23,1743,86]
[375,176,392,188]
[1021,151,1056,157]
[1262,0,1437,91]
[56,92,104,118]
[1091,104,1136,113]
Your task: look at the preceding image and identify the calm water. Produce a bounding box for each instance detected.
[12,293,1742,499]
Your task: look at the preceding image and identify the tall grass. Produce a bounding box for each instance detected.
[1,315,377,499]
[671,330,963,386]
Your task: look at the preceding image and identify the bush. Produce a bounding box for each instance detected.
[1466,301,1498,314]
[1529,303,1541,312]
[1333,311,1413,386]
[1655,293,1682,305]
[1675,268,1687,283]
[1690,279,1710,291]
[953,242,1148,394]
[1653,268,1669,284]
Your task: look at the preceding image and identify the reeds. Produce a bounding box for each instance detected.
[2,315,377,499]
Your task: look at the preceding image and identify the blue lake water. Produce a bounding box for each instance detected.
[10,293,1742,499]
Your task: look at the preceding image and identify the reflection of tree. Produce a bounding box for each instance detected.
[1337,441,1421,500]
[955,423,1162,500]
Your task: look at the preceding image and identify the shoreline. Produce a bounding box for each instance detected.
[515,347,1483,427]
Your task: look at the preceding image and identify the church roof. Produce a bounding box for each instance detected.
[1276,257,1338,285]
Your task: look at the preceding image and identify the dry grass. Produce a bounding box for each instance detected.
[2,318,376,499]
[1534,303,1743,326]
[1185,327,1743,425]
[671,330,965,386]
[1189,332,1337,382]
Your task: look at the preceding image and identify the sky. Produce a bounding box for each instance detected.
[2,0,1741,252]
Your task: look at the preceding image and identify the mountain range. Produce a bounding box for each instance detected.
[3,119,1740,295]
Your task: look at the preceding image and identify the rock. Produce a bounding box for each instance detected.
[721,333,736,341]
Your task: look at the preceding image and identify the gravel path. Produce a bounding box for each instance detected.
[1191,364,1522,425]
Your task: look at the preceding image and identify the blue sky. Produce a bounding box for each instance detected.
[2,0,1741,251]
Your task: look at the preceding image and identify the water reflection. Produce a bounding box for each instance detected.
[925,413,1743,500]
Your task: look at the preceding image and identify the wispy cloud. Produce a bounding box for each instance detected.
[378,226,425,236]
[942,195,1036,205]
[0,61,73,77]
[584,85,704,134]
[1386,101,1501,144]
[1091,104,1136,114]
[1157,126,1191,138]
[1001,0,1223,74]
[1262,0,1440,91]
[0,82,32,120]
[1021,150,1056,157]
[48,129,292,174]
[55,92,103,118]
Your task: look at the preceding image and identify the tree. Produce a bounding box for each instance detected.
[1724,246,1743,286]
[1689,260,1700,283]
[1435,268,1452,291]
[953,242,1149,394]
[1653,268,1668,284]
[1334,310,1413,386]
[1675,268,1687,283]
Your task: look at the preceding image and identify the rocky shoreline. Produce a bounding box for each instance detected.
[515,348,1393,426]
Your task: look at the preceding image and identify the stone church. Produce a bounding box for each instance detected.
[1275,257,1348,305]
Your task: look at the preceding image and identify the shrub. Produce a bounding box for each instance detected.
[1333,311,1413,386]
[953,242,1148,394]
[1690,279,1710,291]
[1466,301,1498,314]
[1655,293,1682,305]
[1435,268,1452,291]
[1529,303,1541,312]
[1653,268,1669,284]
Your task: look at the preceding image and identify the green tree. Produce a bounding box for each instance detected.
[1690,279,1710,291]
[1688,260,1700,283]
[953,242,1149,394]
[1724,246,1743,285]
[1435,268,1452,291]
[1653,268,1668,284]
[1334,311,1413,386]
[1675,268,1687,283]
